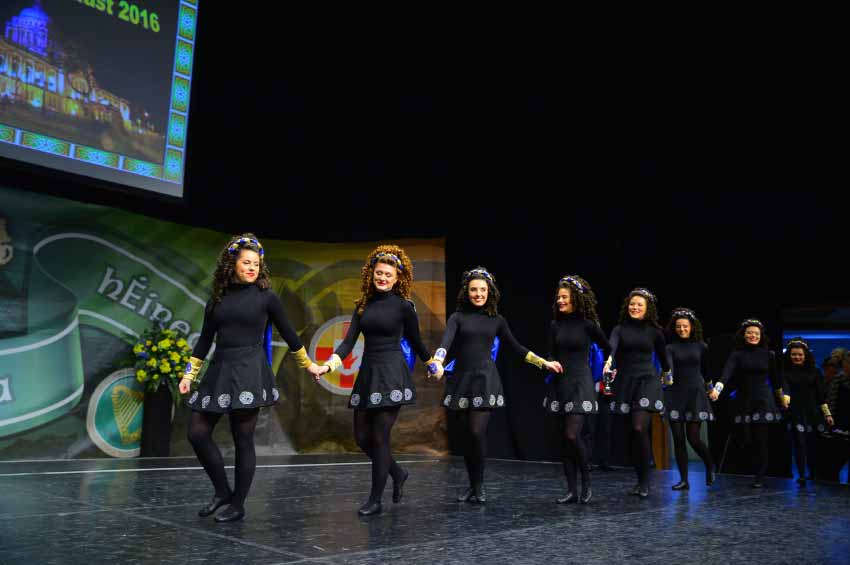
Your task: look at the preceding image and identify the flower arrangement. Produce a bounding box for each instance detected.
[132,324,192,401]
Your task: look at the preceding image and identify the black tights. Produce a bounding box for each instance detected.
[562,414,589,493]
[459,410,492,488]
[354,407,402,503]
[792,429,810,480]
[744,423,770,480]
[670,421,714,482]
[187,408,260,510]
[631,411,652,488]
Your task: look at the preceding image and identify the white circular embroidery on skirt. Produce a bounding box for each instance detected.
[551,401,560,412]
[817,424,825,432]
[490,395,496,406]
[670,410,680,420]
[496,395,504,407]
[565,401,574,412]
[262,389,267,401]
[370,392,382,405]
[272,388,280,401]
[796,424,805,432]
[699,411,708,421]
[404,388,413,401]
[239,391,254,405]
[753,413,760,421]
[654,400,664,410]
[582,401,593,412]
[201,396,211,409]
[351,393,361,407]
[543,397,548,407]
[765,413,774,422]
[639,397,650,408]
[390,390,403,402]
[218,394,231,409]
[620,403,630,413]
[188,391,198,404]
[458,397,469,409]
[473,396,483,408]
[686,412,693,420]
[744,415,751,423]
[444,395,452,406]
[734,415,742,423]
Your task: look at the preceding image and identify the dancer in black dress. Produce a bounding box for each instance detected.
[664,308,715,490]
[545,275,609,504]
[782,337,833,485]
[604,288,670,498]
[179,234,321,522]
[709,319,788,488]
[430,267,561,503]
[316,245,436,516]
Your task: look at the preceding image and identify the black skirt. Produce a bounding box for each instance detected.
[664,376,714,423]
[187,343,277,413]
[543,367,598,415]
[443,359,504,410]
[731,383,783,425]
[609,372,665,414]
[349,350,416,410]
[787,395,827,434]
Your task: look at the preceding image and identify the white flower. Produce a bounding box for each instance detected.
[239,391,254,405]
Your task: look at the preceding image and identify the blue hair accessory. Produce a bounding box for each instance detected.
[372,252,403,270]
[228,237,264,257]
[560,275,585,294]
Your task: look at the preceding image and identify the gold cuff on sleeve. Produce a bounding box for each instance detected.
[291,346,313,369]
[182,356,203,382]
[821,404,833,417]
[525,351,545,369]
[324,353,342,372]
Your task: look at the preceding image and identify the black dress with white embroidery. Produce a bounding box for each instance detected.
[718,346,784,424]
[439,306,533,410]
[187,282,303,413]
[544,312,610,415]
[784,365,828,433]
[608,319,670,414]
[664,340,714,423]
[333,291,431,410]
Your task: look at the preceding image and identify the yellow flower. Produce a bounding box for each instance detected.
[158,338,172,350]
[151,346,158,352]
[136,369,147,380]
[176,338,188,348]
[133,344,143,354]
[159,362,172,373]
[169,351,181,363]
[146,340,152,346]
[147,358,157,368]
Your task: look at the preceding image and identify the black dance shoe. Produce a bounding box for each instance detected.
[629,484,642,496]
[357,500,383,516]
[457,487,475,503]
[580,487,592,504]
[752,480,764,489]
[557,491,578,504]
[636,486,649,498]
[472,485,486,504]
[198,494,232,517]
[706,468,716,486]
[214,505,245,523]
[393,468,409,503]
[671,481,690,491]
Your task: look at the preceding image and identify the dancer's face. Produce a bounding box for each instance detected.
[789,348,806,366]
[373,262,398,292]
[675,318,692,339]
[468,279,489,307]
[628,296,647,320]
[744,326,762,345]
[556,287,574,313]
[234,250,260,283]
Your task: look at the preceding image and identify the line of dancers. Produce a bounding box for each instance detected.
[178,235,841,521]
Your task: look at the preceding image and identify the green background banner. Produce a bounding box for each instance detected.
[0,185,447,459]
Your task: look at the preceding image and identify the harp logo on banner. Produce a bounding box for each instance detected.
[309,316,365,395]
[0,219,12,266]
[86,368,146,457]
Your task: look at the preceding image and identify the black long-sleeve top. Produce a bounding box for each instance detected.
[666,340,710,386]
[438,307,530,369]
[334,291,430,362]
[548,312,611,374]
[783,365,826,407]
[609,319,670,376]
[718,346,783,391]
[192,283,303,358]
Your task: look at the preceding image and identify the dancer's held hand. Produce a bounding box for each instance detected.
[179,377,192,394]
[708,389,719,401]
[826,415,834,427]
[427,360,444,381]
[307,363,323,382]
[544,360,563,374]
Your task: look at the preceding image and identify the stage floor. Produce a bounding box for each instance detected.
[1,454,848,564]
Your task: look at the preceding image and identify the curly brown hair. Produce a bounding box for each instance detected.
[552,275,600,326]
[666,307,704,342]
[355,244,414,314]
[618,288,661,327]
[734,320,770,349]
[456,266,500,317]
[783,337,816,369]
[210,233,270,308]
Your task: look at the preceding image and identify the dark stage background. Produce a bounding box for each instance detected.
[2,5,845,475]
